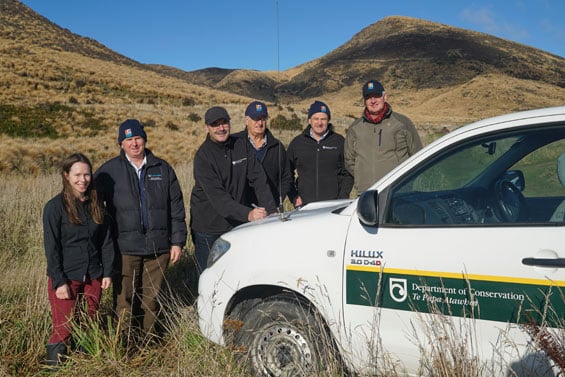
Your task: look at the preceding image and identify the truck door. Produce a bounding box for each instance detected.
[342,123,565,376]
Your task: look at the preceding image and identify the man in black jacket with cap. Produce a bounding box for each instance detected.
[190,106,276,274]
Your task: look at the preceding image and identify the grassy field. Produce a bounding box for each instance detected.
[2,143,564,377]
[0,162,262,377]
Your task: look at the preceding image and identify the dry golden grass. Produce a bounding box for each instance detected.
[1,147,564,377]
[2,5,565,174]
[2,4,565,375]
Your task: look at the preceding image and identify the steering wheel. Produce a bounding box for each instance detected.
[494,179,527,222]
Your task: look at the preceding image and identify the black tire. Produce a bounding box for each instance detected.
[231,294,339,377]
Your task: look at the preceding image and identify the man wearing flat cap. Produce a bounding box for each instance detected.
[345,79,423,193]
[287,100,353,207]
[190,106,276,274]
[232,101,293,210]
[95,119,187,337]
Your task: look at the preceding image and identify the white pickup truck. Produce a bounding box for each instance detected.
[197,106,565,377]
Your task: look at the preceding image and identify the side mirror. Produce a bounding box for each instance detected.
[357,190,379,227]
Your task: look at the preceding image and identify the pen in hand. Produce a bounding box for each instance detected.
[249,203,267,221]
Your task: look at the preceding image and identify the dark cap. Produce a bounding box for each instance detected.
[307,100,331,120]
[205,106,231,125]
[362,80,385,98]
[245,101,268,120]
[117,119,147,145]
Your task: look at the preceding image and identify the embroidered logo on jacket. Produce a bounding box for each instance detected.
[147,173,163,181]
[232,158,247,165]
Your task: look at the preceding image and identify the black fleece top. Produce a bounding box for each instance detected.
[43,194,114,290]
[287,124,353,205]
[190,135,276,235]
[232,128,293,207]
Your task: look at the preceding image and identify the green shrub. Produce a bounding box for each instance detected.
[183,97,196,106]
[187,112,201,123]
[166,121,179,131]
[0,103,60,138]
[270,113,302,131]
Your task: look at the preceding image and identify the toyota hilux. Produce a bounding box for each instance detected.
[197,106,565,376]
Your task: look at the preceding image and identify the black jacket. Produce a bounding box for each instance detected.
[190,135,276,235]
[232,128,293,208]
[287,124,353,205]
[43,194,114,290]
[94,149,187,256]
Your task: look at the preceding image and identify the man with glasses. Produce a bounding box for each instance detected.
[233,101,292,211]
[189,106,276,274]
[344,79,423,193]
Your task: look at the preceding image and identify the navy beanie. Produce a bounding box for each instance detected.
[117,119,147,145]
[307,100,331,120]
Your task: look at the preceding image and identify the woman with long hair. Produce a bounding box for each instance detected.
[42,153,114,366]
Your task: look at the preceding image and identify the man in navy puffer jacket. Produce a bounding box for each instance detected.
[95,119,187,336]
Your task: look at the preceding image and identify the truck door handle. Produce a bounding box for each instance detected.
[522,257,565,268]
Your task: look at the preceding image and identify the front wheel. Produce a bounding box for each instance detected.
[231,294,340,376]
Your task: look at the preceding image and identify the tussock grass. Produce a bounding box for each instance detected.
[0,164,253,377]
[2,160,564,377]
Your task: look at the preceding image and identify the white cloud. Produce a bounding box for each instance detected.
[460,5,529,41]
[460,6,498,33]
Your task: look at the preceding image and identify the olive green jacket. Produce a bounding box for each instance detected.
[344,107,423,192]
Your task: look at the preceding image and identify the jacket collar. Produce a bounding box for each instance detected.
[362,103,393,124]
[120,148,158,166]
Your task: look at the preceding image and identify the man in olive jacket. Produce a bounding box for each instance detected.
[345,80,423,193]
[95,119,187,335]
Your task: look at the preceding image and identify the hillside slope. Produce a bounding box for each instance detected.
[1,1,564,174]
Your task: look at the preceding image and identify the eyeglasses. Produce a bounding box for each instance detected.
[365,94,383,99]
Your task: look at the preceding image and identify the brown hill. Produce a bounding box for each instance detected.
[0,0,254,173]
[274,16,564,99]
[169,17,565,105]
[0,0,140,66]
[147,16,565,124]
[1,0,564,174]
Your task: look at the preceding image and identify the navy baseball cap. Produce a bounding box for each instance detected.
[363,80,385,98]
[245,101,268,120]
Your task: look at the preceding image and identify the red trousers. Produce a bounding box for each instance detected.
[47,277,102,344]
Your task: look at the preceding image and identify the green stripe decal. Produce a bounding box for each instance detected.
[346,267,565,325]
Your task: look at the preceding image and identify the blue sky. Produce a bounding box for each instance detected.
[20,0,565,72]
